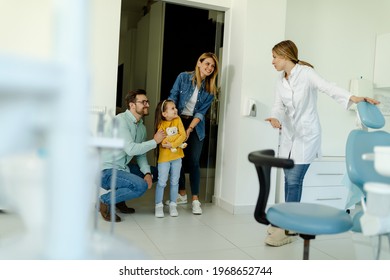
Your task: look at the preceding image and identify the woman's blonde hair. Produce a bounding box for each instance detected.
[272,40,314,68]
[192,52,219,95]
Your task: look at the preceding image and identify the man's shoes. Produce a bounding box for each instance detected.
[99,201,121,222]
[115,201,135,214]
[165,193,188,206]
[192,200,202,215]
[264,227,297,247]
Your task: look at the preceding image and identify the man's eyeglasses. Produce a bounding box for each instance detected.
[135,100,150,106]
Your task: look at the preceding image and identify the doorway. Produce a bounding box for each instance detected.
[118,0,224,202]
[160,3,224,202]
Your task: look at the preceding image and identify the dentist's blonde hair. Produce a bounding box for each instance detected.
[272,40,314,68]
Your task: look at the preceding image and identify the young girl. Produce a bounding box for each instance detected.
[154,100,187,218]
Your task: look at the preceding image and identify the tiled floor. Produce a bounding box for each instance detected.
[1,190,389,260]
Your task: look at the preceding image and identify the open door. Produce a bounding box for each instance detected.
[118,1,224,202]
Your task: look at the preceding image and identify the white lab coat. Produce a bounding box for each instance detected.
[271,64,353,164]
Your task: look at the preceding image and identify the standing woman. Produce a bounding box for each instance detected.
[265,40,379,246]
[168,52,219,215]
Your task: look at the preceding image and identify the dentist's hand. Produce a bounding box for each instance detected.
[265,118,282,129]
[350,95,380,105]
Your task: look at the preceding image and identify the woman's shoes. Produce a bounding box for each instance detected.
[165,193,188,206]
[192,200,202,215]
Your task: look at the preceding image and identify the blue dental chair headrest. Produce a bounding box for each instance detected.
[357,101,385,129]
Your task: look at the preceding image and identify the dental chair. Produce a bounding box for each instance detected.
[248,149,353,260]
[345,101,390,259]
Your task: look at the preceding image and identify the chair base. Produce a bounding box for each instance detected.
[299,234,316,260]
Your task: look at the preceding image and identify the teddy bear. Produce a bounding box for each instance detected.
[165,126,187,152]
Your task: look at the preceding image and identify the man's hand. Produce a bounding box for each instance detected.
[144,173,153,189]
[153,129,166,144]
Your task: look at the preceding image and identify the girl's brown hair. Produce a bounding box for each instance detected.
[154,99,175,160]
[154,99,175,133]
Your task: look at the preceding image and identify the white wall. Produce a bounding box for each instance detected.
[214,0,287,213]
[0,0,52,58]
[215,0,390,213]
[0,0,122,132]
[284,0,390,155]
[89,0,122,119]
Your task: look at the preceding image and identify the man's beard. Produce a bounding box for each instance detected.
[136,107,149,117]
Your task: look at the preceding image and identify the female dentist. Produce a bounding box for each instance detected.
[265,40,379,247]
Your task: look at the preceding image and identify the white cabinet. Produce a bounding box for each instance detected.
[276,157,350,210]
[300,157,349,210]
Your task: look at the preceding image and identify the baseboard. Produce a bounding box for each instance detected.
[213,196,255,215]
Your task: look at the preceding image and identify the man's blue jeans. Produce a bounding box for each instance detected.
[100,164,157,205]
[155,158,181,205]
[283,164,310,202]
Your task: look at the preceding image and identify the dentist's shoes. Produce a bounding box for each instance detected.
[264,227,297,247]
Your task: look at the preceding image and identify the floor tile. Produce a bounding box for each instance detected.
[210,222,267,247]
[143,225,237,255]
[165,248,253,260]
[241,241,335,260]
[1,199,389,260]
